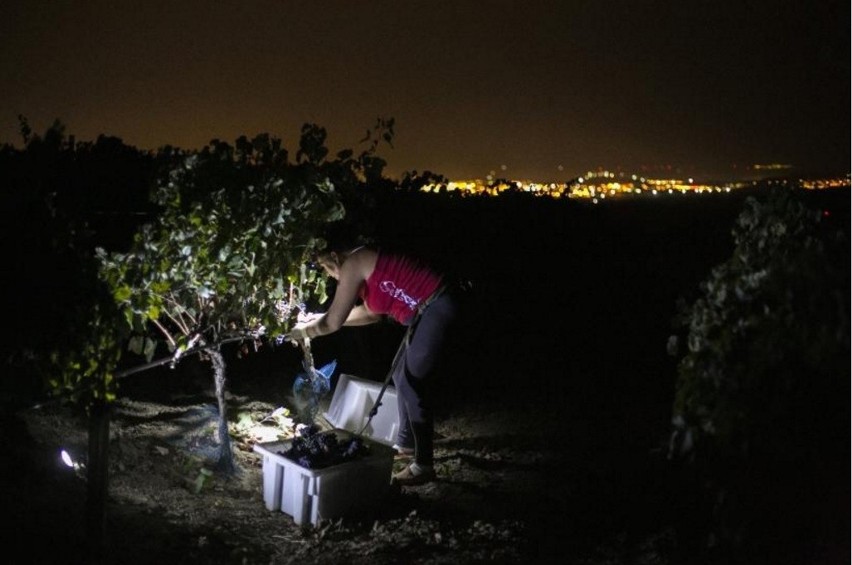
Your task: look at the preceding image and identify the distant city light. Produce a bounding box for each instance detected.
[418,171,849,201]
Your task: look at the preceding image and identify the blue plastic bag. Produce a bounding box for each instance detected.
[292,360,336,424]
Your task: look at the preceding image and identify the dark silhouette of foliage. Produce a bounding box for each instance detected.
[667,185,850,561]
[0,118,159,406]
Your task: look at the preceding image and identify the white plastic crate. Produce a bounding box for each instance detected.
[253,429,395,527]
[324,373,399,446]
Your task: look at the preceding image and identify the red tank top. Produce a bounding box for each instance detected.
[360,251,442,324]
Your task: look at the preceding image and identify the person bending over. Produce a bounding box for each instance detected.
[289,236,460,486]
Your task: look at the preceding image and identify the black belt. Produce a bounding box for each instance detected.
[417,284,446,315]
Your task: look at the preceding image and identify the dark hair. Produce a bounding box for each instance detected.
[318,221,374,254]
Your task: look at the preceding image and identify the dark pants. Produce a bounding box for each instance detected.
[392,291,458,467]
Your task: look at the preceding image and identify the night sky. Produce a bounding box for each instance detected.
[1,0,848,181]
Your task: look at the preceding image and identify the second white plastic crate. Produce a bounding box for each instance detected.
[323,373,399,446]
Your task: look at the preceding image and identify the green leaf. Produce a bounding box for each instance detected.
[128,336,143,355]
[114,286,132,302]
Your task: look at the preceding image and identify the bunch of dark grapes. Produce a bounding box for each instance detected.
[281,428,369,469]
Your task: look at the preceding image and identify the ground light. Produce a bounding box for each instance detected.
[60,448,87,479]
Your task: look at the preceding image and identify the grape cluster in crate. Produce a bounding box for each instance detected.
[280,426,369,469]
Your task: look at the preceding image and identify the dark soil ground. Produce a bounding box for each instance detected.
[2,188,848,564]
[7,342,686,565]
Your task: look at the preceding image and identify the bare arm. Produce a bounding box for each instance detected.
[297,249,380,339]
[341,304,382,326]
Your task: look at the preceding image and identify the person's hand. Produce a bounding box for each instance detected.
[288,323,310,342]
[297,311,323,324]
